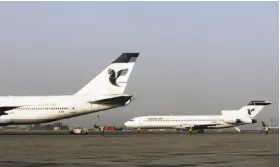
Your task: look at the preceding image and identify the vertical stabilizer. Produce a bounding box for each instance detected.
[239,101,272,118]
[74,53,139,96]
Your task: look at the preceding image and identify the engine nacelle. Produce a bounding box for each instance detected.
[239,118,257,124]
[223,118,241,124]
[0,117,11,125]
[240,119,251,124]
[224,118,257,124]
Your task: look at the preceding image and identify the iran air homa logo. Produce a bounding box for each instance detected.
[108,68,129,87]
[247,108,255,115]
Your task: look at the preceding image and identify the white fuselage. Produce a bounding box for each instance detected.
[124,115,242,130]
[124,101,272,130]
[0,95,122,125]
[0,52,140,126]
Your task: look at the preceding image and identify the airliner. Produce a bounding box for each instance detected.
[0,53,139,126]
[124,101,272,132]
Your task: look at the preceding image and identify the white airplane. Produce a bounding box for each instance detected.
[0,53,139,126]
[124,101,272,133]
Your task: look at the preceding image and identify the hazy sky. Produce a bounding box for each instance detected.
[0,2,278,129]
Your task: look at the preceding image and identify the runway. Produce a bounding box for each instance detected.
[0,133,278,167]
[0,130,275,135]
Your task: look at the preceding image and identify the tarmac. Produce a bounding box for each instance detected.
[0,130,274,135]
[0,132,278,167]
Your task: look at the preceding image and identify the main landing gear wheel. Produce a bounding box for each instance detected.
[198,129,204,133]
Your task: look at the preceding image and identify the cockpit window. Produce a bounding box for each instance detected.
[129,119,134,122]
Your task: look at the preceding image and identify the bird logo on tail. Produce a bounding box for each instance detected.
[108,68,129,87]
[247,108,255,115]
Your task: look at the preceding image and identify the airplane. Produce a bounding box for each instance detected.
[261,121,279,132]
[0,53,139,126]
[124,100,272,133]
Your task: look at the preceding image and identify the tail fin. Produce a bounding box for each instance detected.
[261,121,267,127]
[239,101,272,118]
[74,53,139,96]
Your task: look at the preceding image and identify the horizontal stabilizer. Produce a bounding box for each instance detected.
[88,95,133,106]
[247,101,272,106]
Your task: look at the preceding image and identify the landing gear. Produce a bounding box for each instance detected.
[198,129,204,133]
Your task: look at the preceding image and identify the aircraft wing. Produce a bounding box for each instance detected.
[268,127,279,129]
[261,121,279,129]
[175,123,219,130]
[0,106,21,116]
